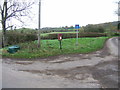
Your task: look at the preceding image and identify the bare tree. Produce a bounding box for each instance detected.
[118,1,120,16]
[0,0,35,47]
[117,1,120,32]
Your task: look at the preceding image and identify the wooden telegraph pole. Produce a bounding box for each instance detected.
[38,0,41,48]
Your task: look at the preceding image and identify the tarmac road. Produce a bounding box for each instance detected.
[1,37,119,88]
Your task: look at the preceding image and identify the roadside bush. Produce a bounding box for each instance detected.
[6,31,37,45]
[84,24,105,33]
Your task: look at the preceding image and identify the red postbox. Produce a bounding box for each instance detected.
[58,34,62,40]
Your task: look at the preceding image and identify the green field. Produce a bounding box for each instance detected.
[1,37,108,59]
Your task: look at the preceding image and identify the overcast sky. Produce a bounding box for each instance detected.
[30,0,118,28]
[0,0,119,29]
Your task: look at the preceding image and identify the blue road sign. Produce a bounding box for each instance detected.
[75,24,80,29]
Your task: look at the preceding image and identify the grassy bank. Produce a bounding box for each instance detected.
[1,37,108,59]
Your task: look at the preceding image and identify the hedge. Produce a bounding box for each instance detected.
[5,31,107,45]
[41,32,107,40]
[6,31,37,45]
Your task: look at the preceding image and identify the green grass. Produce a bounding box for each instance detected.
[1,37,108,59]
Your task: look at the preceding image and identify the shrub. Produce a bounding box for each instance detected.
[6,31,37,45]
[84,24,105,33]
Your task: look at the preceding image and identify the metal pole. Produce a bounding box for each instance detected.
[38,0,41,48]
[59,40,62,49]
[76,29,78,45]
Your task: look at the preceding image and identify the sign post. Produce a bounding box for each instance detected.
[58,34,62,49]
[75,24,80,46]
[59,40,62,49]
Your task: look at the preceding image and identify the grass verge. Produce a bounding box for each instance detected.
[1,37,109,59]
